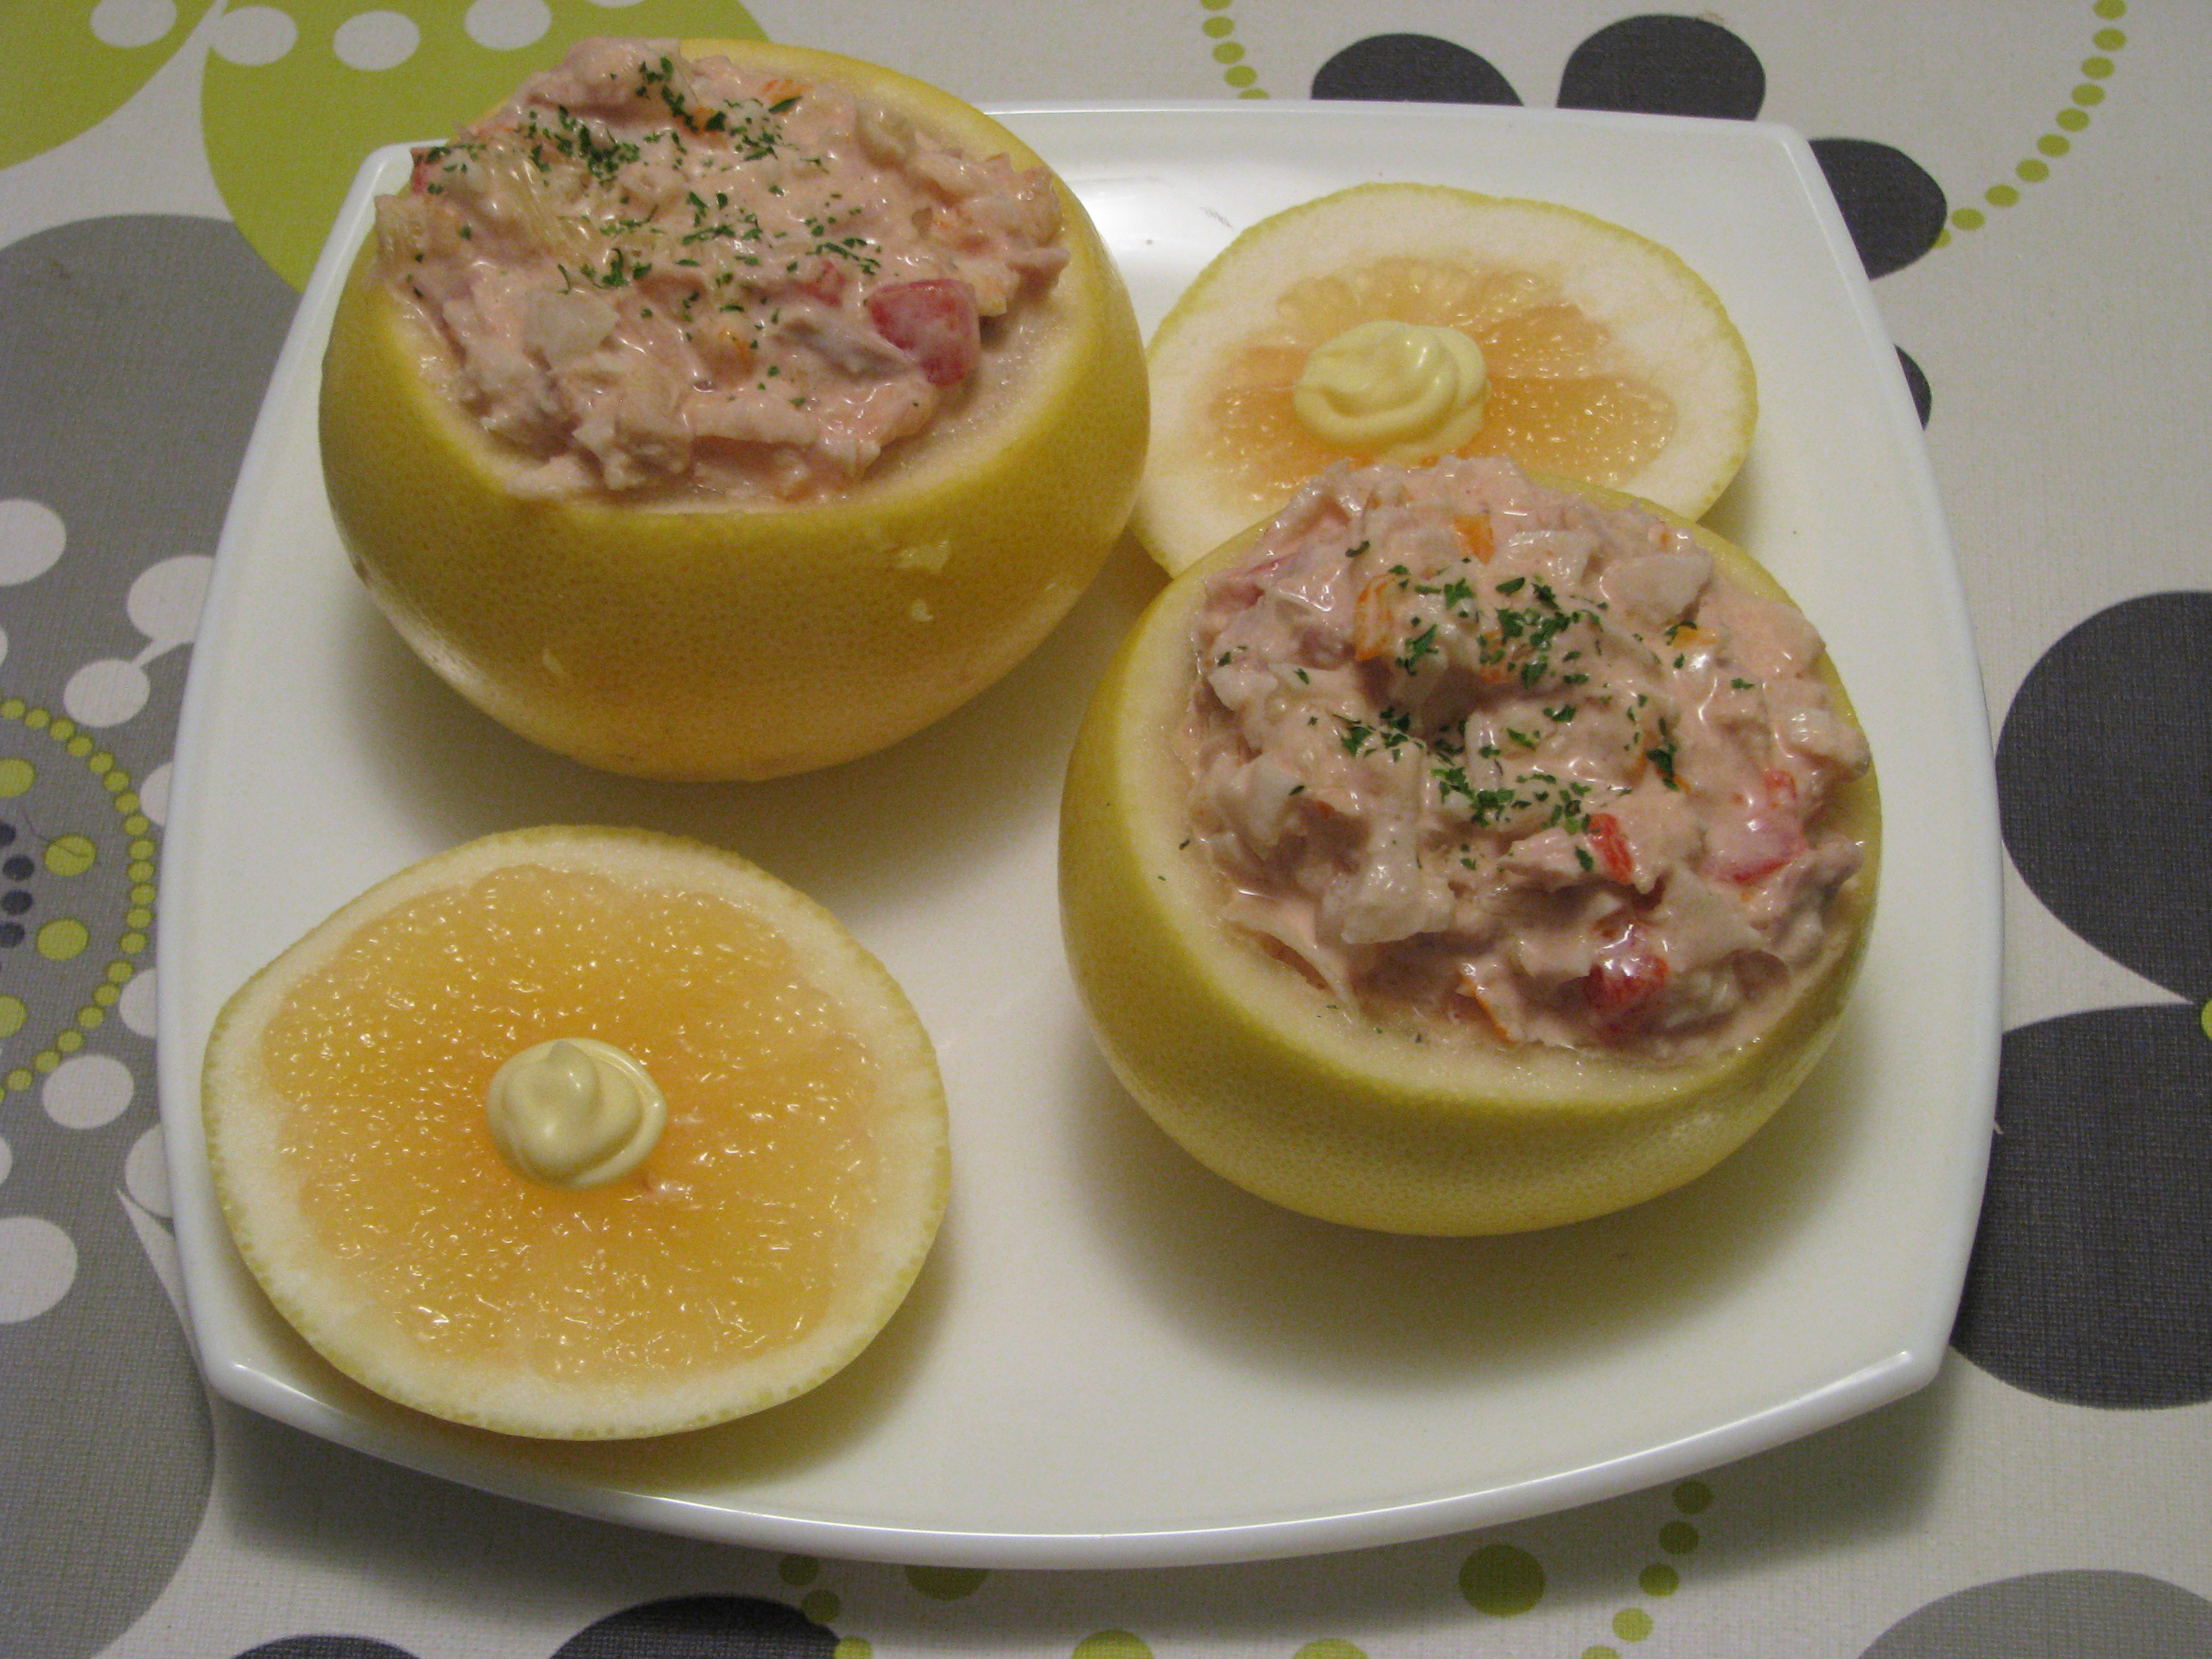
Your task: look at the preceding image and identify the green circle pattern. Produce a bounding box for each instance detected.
[0,696,156,1100]
[1944,0,2126,240]
[904,1565,989,1601]
[1461,1542,1547,1616]
[1195,0,1269,98]
[1576,1479,1714,1656]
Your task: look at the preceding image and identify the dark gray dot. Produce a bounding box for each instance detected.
[553,1595,838,1658]
[1996,592,2212,998]
[1312,35,1521,104]
[1558,16,1763,120]
[1898,348,1932,426]
[1859,1569,2212,1658]
[1811,136,1948,278]
[1953,1004,2212,1408]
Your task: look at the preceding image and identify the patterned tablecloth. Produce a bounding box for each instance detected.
[3,3,2207,1657]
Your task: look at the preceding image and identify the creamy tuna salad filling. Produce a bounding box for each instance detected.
[373,37,1070,501]
[1182,458,1871,1057]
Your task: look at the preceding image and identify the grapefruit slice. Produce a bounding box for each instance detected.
[201,826,948,1439]
[1136,182,1756,573]
[320,39,1146,780]
[1062,466,1877,1235]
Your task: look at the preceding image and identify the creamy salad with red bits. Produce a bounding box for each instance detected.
[1182,457,1872,1057]
[371,37,1071,501]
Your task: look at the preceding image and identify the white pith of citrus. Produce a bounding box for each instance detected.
[1136,182,1757,575]
[320,39,1147,781]
[1060,483,1877,1236]
[201,825,949,1439]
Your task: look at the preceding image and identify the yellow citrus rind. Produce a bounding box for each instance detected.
[1136,182,1757,574]
[1061,480,1877,1235]
[321,40,1147,781]
[202,825,949,1439]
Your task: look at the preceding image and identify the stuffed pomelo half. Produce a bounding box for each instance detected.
[201,826,948,1439]
[1062,459,1877,1235]
[1136,183,1755,574]
[321,37,1146,780]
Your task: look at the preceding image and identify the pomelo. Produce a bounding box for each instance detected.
[1135,182,1756,573]
[320,39,1146,780]
[1061,468,1877,1235]
[201,825,948,1438]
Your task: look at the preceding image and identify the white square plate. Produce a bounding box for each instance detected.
[159,102,2001,1570]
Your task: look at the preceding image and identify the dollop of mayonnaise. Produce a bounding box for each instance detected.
[485,1037,666,1189]
[1292,320,1490,461]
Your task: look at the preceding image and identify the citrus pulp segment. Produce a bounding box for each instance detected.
[319,39,1147,781]
[1134,182,1757,574]
[201,826,949,1439]
[1061,475,1877,1236]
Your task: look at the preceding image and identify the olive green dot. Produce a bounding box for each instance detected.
[2074,83,2105,105]
[57,1029,84,1054]
[777,1555,818,1586]
[49,717,75,739]
[0,997,24,1040]
[2094,28,2126,49]
[1671,1479,1713,1514]
[1639,1565,1679,1597]
[120,930,148,954]
[1201,0,1233,9]
[88,750,115,773]
[1461,1544,1546,1616]
[106,960,136,983]
[1658,1519,1700,1553]
[103,772,127,795]
[35,1049,60,1073]
[7,1067,31,1090]
[2095,0,2125,16]
[905,1566,988,1601]
[1293,1642,1367,1659]
[93,984,120,1007]
[39,918,91,961]
[1225,64,1257,86]
[1203,15,1233,36]
[1212,41,1244,62]
[1985,184,2020,208]
[45,834,96,877]
[75,1008,102,1032]
[2083,56,2113,77]
[1073,1633,1153,1659]
[67,735,92,758]
[0,758,31,798]
[1,697,23,718]
[2039,134,2071,157]
[1613,1609,1654,1642]
[2018,159,2049,182]
[2057,106,2089,130]
[24,708,49,730]
[2199,997,2211,1042]
[118,801,143,823]
[1236,85,1268,98]
[128,861,154,882]
[125,912,151,934]
[1950,207,1985,230]
[800,1589,840,1625]
[832,1641,872,1659]
[130,839,155,860]
[1583,1650,1622,1659]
